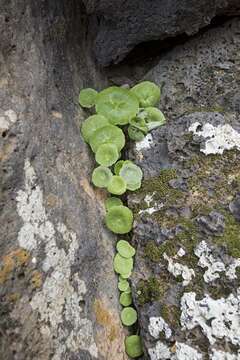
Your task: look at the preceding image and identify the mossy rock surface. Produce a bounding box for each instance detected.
[128,18,240,359]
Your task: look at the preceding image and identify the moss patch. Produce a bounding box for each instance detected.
[144,240,176,262]
[137,274,169,305]
[133,168,186,221]
[161,304,181,328]
[213,210,240,258]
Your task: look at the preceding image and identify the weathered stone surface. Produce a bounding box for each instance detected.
[0,1,127,359]
[83,0,240,65]
[128,18,240,359]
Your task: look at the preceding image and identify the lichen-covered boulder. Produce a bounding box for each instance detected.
[128,18,240,359]
[83,0,240,65]
[0,2,126,359]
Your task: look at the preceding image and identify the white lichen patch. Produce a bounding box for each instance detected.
[0,109,17,131]
[177,248,186,257]
[226,259,240,280]
[144,192,156,206]
[139,192,163,215]
[16,159,98,358]
[211,349,240,360]
[180,290,240,345]
[148,341,202,360]
[189,122,240,155]
[195,241,240,282]
[139,203,164,215]
[164,253,195,286]
[135,133,153,151]
[174,343,203,360]
[148,341,171,360]
[149,316,172,339]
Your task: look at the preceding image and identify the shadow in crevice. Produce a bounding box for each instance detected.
[104,15,239,85]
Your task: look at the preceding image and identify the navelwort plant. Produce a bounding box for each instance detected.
[79,81,166,358]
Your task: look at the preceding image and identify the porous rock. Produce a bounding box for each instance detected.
[82,0,240,65]
[128,18,240,359]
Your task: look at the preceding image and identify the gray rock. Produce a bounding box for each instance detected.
[83,0,240,65]
[196,211,225,236]
[229,194,240,222]
[129,18,240,359]
[0,2,126,359]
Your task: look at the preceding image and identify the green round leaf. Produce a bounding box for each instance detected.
[120,307,137,326]
[91,166,113,188]
[95,143,119,167]
[89,125,125,153]
[125,335,143,358]
[105,197,123,211]
[126,181,141,191]
[81,114,109,143]
[114,160,134,175]
[95,86,139,125]
[129,117,148,133]
[119,163,143,190]
[114,160,125,175]
[113,253,133,275]
[128,125,145,141]
[79,88,98,108]
[106,205,133,234]
[107,176,127,195]
[118,279,130,292]
[117,240,136,258]
[131,81,160,107]
[120,271,132,279]
[120,292,132,307]
[144,107,166,130]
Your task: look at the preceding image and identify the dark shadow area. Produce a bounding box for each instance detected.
[104,15,240,85]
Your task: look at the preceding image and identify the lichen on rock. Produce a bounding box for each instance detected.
[128,17,240,359]
[189,122,240,155]
[181,290,240,346]
[15,159,98,358]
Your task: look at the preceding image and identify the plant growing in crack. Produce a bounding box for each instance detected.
[79,81,166,358]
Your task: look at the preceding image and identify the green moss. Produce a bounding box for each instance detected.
[161,304,181,328]
[144,240,177,262]
[184,106,226,114]
[207,282,233,300]
[133,168,184,217]
[184,271,205,299]
[175,218,199,253]
[137,275,169,305]
[192,205,212,218]
[138,169,178,198]
[213,211,240,258]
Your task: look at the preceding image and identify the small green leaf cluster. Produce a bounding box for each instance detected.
[79,81,165,152]
[79,81,164,358]
[114,240,143,357]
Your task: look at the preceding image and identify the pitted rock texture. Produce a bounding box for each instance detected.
[128,19,240,359]
[82,0,240,65]
[0,1,126,359]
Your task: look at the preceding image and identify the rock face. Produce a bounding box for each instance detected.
[1,1,240,359]
[128,18,240,359]
[0,1,127,359]
[83,0,240,65]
